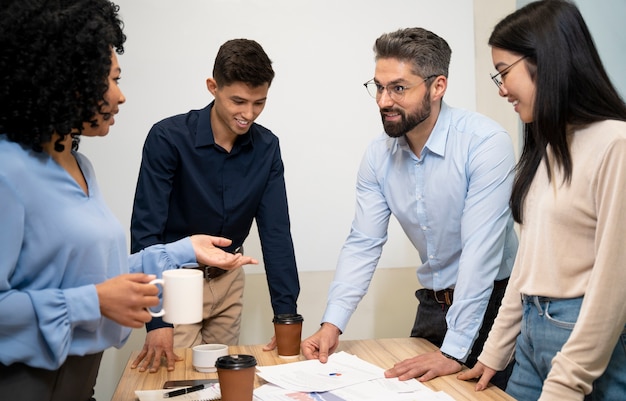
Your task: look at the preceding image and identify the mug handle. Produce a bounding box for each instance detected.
[148,278,165,317]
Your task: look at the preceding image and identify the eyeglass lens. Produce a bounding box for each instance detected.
[490,55,526,88]
[363,75,435,100]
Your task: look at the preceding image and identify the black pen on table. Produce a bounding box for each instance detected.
[163,383,206,398]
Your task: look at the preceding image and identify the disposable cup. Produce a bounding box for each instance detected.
[273,313,303,359]
[216,354,257,401]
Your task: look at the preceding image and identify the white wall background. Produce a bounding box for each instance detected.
[81,0,478,275]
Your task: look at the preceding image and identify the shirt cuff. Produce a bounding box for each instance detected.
[164,237,197,267]
[321,303,353,333]
[146,317,174,332]
[64,285,101,332]
[439,329,473,363]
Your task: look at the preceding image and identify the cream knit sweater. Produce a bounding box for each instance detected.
[478,120,626,401]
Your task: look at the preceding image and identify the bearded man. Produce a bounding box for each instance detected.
[301,27,518,390]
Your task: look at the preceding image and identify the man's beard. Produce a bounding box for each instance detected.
[381,93,431,138]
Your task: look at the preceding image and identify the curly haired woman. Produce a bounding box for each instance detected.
[0,1,256,400]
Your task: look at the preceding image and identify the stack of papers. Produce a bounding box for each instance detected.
[252,352,457,401]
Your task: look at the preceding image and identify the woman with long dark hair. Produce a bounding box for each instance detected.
[458,1,626,400]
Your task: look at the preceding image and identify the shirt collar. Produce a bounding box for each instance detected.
[195,101,254,149]
[422,101,450,158]
[390,101,451,158]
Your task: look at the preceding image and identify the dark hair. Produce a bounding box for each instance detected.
[0,0,126,152]
[373,27,451,79]
[212,39,275,88]
[489,0,626,223]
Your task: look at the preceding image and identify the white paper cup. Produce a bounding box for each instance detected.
[193,344,229,373]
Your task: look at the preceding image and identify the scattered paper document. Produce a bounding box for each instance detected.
[368,377,430,393]
[255,351,382,392]
[253,382,456,401]
[254,351,458,401]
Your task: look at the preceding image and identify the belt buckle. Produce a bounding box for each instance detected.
[201,246,243,281]
[434,290,453,305]
[203,265,212,281]
[203,266,224,281]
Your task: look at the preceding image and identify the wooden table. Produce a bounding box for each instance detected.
[111,337,515,401]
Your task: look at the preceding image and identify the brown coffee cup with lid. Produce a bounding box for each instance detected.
[215,354,257,401]
[273,313,304,359]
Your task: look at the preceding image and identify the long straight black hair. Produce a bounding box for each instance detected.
[489,0,626,224]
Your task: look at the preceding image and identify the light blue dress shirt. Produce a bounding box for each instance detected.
[0,135,196,370]
[322,102,518,361]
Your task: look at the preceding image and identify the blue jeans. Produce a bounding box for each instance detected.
[506,296,626,401]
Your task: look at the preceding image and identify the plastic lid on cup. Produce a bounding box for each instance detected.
[272,313,304,324]
[215,354,257,370]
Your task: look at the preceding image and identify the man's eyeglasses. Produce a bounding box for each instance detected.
[363,75,437,101]
[490,56,527,88]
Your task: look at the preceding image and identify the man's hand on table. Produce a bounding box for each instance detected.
[131,327,182,373]
[262,335,277,351]
[384,350,462,382]
[301,322,341,363]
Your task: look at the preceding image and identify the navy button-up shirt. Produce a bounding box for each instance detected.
[131,102,299,331]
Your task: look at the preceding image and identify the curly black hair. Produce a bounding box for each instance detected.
[0,0,126,152]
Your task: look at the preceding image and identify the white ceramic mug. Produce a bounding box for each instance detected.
[149,266,203,324]
[192,344,229,372]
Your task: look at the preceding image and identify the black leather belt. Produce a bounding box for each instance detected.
[200,265,228,281]
[196,246,243,281]
[427,278,509,306]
